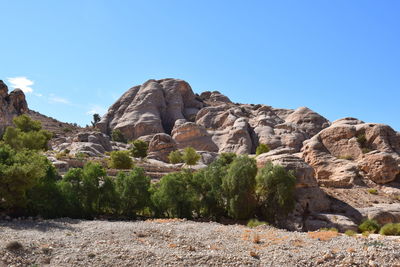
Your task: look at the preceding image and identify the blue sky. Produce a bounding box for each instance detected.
[1,0,399,130]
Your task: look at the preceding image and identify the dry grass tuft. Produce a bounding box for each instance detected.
[252,233,261,244]
[308,231,339,241]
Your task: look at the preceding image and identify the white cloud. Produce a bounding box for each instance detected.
[7,76,34,93]
[49,95,71,104]
[86,105,107,115]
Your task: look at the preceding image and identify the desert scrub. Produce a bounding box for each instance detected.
[108,151,133,169]
[319,227,338,232]
[168,150,183,164]
[337,155,353,160]
[247,219,268,228]
[359,219,380,233]
[368,188,378,195]
[345,230,357,236]
[256,143,270,156]
[379,223,400,236]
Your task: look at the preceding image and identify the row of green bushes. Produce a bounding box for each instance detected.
[0,145,296,224]
[358,219,400,236]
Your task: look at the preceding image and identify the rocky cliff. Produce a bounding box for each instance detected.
[0,80,28,134]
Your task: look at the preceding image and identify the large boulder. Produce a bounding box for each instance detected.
[147,133,178,162]
[0,81,28,134]
[302,118,400,187]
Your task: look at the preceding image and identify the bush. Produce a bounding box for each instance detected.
[368,188,378,195]
[3,115,52,151]
[256,162,296,224]
[379,223,400,236]
[115,167,151,217]
[111,129,127,143]
[345,230,357,236]
[0,144,48,211]
[130,140,148,159]
[256,143,270,156]
[182,147,201,166]
[108,151,133,169]
[359,219,380,233]
[150,171,195,218]
[168,150,183,164]
[222,155,258,220]
[356,133,367,147]
[247,219,267,228]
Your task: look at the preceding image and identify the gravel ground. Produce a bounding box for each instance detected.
[0,218,399,267]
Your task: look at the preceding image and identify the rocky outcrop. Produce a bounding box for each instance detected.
[52,131,114,157]
[302,118,400,187]
[147,133,178,162]
[97,79,203,140]
[0,80,28,134]
[98,79,330,156]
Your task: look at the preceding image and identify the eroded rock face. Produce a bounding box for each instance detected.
[52,131,113,157]
[98,79,330,155]
[97,79,203,140]
[0,81,28,134]
[147,133,178,162]
[302,118,400,186]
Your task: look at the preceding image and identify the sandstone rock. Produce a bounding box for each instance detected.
[147,133,177,162]
[0,81,28,134]
[284,107,330,136]
[171,120,218,152]
[305,213,358,232]
[97,79,203,140]
[302,118,400,186]
[358,203,400,225]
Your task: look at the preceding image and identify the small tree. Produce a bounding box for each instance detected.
[108,151,133,169]
[130,140,148,159]
[111,129,127,143]
[256,143,270,156]
[150,171,195,218]
[115,167,151,217]
[168,150,183,164]
[182,147,201,166]
[91,113,101,127]
[3,115,52,151]
[222,155,258,220]
[256,162,296,224]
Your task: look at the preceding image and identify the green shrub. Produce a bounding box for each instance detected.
[150,171,195,218]
[111,129,127,143]
[2,115,52,151]
[338,155,353,160]
[130,140,148,158]
[182,147,201,166]
[108,151,133,169]
[115,167,151,217]
[256,143,270,156]
[247,219,268,228]
[256,162,296,224]
[345,230,357,236]
[168,150,183,164]
[368,188,378,195]
[359,219,380,233]
[379,223,400,236]
[362,148,373,154]
[0,144,48,211]
[356,133,367,147]
[222,155,257,220]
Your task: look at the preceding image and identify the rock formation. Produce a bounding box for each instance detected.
[0,80,28,134]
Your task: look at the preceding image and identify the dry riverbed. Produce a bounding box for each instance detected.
[0,218,399,266]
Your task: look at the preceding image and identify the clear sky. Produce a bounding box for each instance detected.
[1,0,399,130]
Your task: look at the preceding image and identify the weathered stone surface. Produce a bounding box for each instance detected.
[147,133,178,162]
[302,118,400,186]
[0,81,28,134]
[97,79,203,140]
[171,119,218,152]
[305,213,358,232]
[358,203,400,225]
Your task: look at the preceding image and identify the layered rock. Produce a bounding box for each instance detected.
[147,133,178,162]
[302,118,400,187]
[97,79,203,140]
[98,79,330,157]
[0,80,28,134]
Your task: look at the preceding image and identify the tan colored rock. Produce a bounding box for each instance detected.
[171,120,218,152]
[302,118,400,186]
[147,133,178,162]
[0,81,28,134]
[285,107,330,136]
[359,151,400,184]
